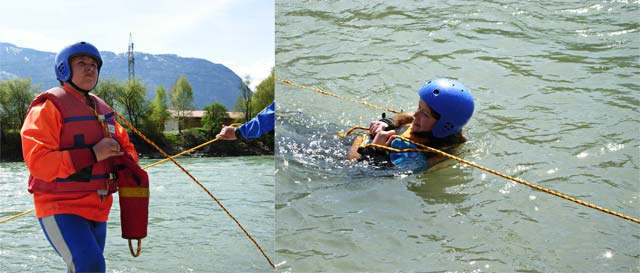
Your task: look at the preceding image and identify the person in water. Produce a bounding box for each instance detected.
[348,78,474,172]
[216,101,275,140]
[20,41,139,273]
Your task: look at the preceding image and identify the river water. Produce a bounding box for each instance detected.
[0,157,275,273]
[1,1,639,272]
[275,1,639,272]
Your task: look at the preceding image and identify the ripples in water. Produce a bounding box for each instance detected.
[275,0,638,272]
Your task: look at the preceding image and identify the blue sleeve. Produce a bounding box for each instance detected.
[237,102,275,139]
[389,138,430,173]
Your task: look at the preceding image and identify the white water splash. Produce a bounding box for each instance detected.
[499,181,517,194]
[605,143,624,152]
[576,152,589,158]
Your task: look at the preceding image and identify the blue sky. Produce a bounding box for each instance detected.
[0,0,274,88]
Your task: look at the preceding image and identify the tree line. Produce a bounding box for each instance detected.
[0,68,275,160]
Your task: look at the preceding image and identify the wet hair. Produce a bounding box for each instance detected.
[384,111,467,149]
[428,105,441,120]
[411,106,466,149]
[411,130,466,149]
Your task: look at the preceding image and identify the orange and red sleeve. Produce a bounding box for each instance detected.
[20,100,96,181]
[113,121,139,162]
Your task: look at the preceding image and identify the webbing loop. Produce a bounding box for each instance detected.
[128,239,142,257]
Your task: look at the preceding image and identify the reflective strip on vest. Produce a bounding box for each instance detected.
[119,187,149,198]
[63,112,115,123]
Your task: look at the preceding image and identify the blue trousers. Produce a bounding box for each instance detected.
[38,214,107,273]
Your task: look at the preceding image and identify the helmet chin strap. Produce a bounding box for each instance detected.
[68,80,93,93]
[66,69,99,93]
[411,130,434,139]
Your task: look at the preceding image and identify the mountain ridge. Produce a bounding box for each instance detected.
[0,42,243,109]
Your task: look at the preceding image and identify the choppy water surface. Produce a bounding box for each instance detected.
[275,1,639,272]
[0,157,274,273]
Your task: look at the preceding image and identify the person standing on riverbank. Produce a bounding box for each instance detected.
[20,41,139,273]
[216,101,275,140]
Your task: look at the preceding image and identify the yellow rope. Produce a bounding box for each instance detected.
[343,126,640,224]
[0,117,274,268]
[142,123,241,169]
[279,78,402,114]
[113,112,275,268]
[338,125,370,138]
[142,141,215,169]
[0,208,35,224]
[0,133,232,223]
[0,137,236,224]
[283,80,640,224]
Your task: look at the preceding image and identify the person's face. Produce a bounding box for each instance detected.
[69,55,99,91]
[411,99,438,133]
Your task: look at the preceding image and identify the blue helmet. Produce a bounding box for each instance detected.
[55,41,103,82]
[418,78,474,138]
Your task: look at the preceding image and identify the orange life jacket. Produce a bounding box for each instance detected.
[27,87,117,195]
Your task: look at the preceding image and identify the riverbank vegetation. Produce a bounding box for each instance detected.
[0,68,274,162]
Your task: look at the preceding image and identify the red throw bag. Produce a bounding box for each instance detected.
[113,154,149,240]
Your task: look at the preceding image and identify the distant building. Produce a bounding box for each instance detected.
[165,110,245,131]
[226,112,245,120]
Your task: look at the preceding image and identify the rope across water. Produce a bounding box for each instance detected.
[0,114,275,269]
[114,112,275,268]
[343,126,640,224]
[281,79,640,225]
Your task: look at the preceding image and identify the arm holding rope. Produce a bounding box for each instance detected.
[217,102,275,140]
[353,112,413,161]
[369,112,413,135]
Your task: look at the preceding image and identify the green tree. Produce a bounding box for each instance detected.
[170,75,194,134]
[250,67,274,116]
[232,96,245,113]
[235,75,253,122]
[0,78,37,136]
[119,79,147,128]
[147,85,170,132]
[201,102,227,138]
[139,85,170,143]
[94,78,125,110]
